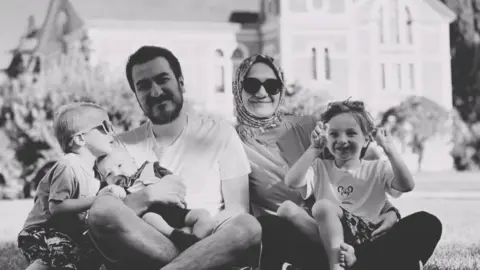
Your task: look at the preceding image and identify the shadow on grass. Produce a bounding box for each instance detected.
[1,241,479,270]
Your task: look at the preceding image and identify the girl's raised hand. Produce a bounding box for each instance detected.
[310,122,328,150]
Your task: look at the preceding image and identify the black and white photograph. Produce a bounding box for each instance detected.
[0,0,478,269]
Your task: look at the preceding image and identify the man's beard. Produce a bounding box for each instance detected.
[144,94,184,125]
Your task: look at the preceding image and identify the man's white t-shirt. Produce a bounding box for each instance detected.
[302,159,403,221]
[115,110,251,216]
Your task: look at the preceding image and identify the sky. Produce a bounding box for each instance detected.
[0,0,50,68]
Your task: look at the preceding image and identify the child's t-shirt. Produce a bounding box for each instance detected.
[21,153,100,238]
[301,159,403,222]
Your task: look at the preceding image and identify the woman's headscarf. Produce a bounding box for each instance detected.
[233,54,286,140]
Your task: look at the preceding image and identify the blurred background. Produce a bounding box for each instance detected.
[0,0,476,199]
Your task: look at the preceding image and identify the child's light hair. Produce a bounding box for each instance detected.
[53,102,107,153]
[320,99,375,159]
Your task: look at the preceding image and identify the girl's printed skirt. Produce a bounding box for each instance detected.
[340,207,378,246]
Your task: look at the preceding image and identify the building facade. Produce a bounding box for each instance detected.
[26,0,455,119]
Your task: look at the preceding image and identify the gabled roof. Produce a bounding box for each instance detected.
[31,0,261,57]
[424,0,456,22]
[34,0,85,56]
[70,0,260,23]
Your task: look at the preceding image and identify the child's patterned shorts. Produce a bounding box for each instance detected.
[340,208,378,246]
[17,227,103,270]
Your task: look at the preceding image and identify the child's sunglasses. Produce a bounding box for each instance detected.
[80,120,115,135]
[242,77,282,96]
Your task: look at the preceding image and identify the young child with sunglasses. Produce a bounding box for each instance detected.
[18,102,116,270]
[280,100,415,270]
[94,148,215,251]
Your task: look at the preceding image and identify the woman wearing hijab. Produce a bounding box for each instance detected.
[233,54,442,270]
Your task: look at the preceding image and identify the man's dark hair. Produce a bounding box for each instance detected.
[125,46,183,92]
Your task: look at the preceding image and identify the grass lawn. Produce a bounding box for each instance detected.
[1,171,480,269]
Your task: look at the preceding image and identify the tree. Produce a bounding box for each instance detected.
[440,0,480,123]
[378,96,450,171]
[0,59,144,195]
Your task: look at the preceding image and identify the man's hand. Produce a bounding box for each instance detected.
[144,175,187,208]
[310,122,328,150]
[371,210,399,240]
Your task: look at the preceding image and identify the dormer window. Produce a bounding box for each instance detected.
[377,1,414,46]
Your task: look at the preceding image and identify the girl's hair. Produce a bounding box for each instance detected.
[319,99,375,159]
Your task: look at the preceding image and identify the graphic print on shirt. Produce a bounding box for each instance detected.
[332,172,369,207]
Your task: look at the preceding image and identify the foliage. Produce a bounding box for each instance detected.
[440,0,480,124]
[0,59,144,192]
[378,96,450,143]
[280,82,332,118]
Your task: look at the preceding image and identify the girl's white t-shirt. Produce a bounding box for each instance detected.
[302,159,403,221]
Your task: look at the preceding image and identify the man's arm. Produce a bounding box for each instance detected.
[221,174,250,214]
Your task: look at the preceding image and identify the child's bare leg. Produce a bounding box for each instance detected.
[312,199,346,270]
[142,212,174,236]
[25,260,50,270]
[277,200,321,242]
[340,243,356,268]
[143,212,199,251]
[185,209,214,239]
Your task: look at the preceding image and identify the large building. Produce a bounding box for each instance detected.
[17,0,455,119]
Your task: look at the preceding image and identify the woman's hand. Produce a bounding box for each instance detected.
[310,122,328,151]
[371,210,399,240]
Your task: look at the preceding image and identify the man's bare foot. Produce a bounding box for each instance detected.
[339,243,356,268]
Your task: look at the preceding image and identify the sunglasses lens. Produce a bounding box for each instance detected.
[243,78,262,94]
[263,79,282,95]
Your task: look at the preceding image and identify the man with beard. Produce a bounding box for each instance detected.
[87,46,261,270]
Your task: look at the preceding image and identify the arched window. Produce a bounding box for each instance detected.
[214,49,225,93]
[391,0,400,44]
[378,7,385,44]
[405,6,413,44]
[231,46,247,75]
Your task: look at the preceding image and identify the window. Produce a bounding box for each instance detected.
[380,63,386,89]
[214,49,225,93]
[405,7,413,44]
[378,1,413,45]
[231,46,248,76]
[408,63,415,89]
[396,63,402,89]
[378,7,385,44]
[311,46,331,81]
[324,48,331,80]
[312,0,324,9]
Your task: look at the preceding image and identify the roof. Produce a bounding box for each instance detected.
[70,0,260,23]
[29,0,261,57]
[424,0,456,22]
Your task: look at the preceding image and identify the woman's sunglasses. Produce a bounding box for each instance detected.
[242,77,282,96]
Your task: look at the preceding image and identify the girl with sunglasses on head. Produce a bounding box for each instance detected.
[18,102,116,270]
[233,54,442,270]
[283,100,415,270]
